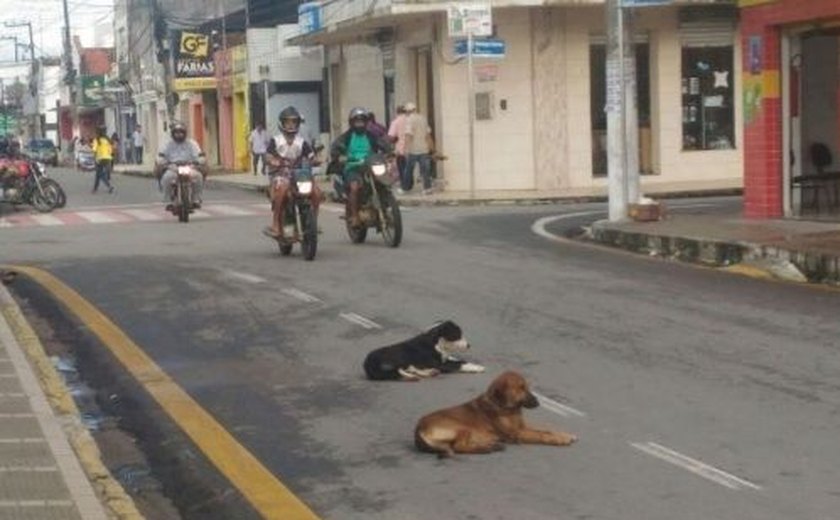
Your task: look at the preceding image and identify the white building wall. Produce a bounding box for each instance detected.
[247,26,323,83]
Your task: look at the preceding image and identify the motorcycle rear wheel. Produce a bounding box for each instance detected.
[279,243,293,256]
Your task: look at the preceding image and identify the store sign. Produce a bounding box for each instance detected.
[447,3,492,38]
[172,30,217,91]
[80,75,105,106]
[454,38,506,58]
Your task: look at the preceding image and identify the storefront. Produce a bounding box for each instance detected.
[740,0,840,218]
[294,2,743,194]
[216,45,251,172]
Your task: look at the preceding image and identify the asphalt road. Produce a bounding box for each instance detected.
[3,168,840,520]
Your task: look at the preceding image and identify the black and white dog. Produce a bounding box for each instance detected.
[363,320,485,381]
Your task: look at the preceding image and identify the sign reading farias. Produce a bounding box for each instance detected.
[172,30,217,91]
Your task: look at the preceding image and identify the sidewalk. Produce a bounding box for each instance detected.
[113,164,742,207]
[590,210,840,284]
[0,281,148,519]
[0,284,109,520]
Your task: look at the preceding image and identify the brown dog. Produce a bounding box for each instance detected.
[414,371,577,457]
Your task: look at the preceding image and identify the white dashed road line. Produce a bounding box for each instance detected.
[222,270,267,284]
[282,288,322,303]
[630,441,762,491]
[30,215,64,226]
[532,391,586,418]
[76,211,118,224]
[340,312,383,330]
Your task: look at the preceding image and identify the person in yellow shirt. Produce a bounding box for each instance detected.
[91,126,115,194]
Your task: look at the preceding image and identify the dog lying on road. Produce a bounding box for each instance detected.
[363,320,485,381]
[414,371,577,457]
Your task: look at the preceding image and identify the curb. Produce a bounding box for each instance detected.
[0,283,145,520]
[115,168,742,208]
[587,222,836,285]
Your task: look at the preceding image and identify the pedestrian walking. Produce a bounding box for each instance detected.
[367,111,388,140]
[402,102,433,194]
[132,125,145,164]
[249,123,269,175]
[388,105,408,193]
[91,127,115,194]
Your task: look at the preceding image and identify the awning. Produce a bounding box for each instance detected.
[286,4,443,47]
[287,0,735,47]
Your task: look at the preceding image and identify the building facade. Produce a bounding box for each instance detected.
[294,0,742,195]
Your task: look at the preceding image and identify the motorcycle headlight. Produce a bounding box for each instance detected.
[371,164,387,177]
[177,166,192,176]
[297,180,313,195]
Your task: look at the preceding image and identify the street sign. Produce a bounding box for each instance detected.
[447,3,492,38]
[454,38,505,58]
[621,0,672,6]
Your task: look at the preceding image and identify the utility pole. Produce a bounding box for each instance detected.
[623,8,640,207]
[62,0,76,144]
[606,0,627,221]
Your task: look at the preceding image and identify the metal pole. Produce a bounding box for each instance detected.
[606,0,627,221]
[467,30,476,199]
[623,7,640,205]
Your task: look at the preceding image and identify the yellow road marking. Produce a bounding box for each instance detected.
[4,265,320,520]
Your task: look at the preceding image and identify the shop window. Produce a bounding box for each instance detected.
[681,46,735,151]
[590,43,652,177]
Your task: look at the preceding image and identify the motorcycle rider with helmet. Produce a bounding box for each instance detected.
[262,106,322,240]
[330,107,393,228]
[154,121,207,209]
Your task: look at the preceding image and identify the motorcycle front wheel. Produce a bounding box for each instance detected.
[42,179,66,208]
[345,204,367,244]
[380,190,402,248]
[300,205,317,261]
[178,182,190,223]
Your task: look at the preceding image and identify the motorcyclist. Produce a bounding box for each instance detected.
[262,106,322,241]
[330,107,392,228]
[154,121,207,210]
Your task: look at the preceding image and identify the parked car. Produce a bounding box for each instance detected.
[25,139,59,166]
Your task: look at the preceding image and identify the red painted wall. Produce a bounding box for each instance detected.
[740,0,840,218]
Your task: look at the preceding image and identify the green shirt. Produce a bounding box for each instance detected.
[347,132,372,166]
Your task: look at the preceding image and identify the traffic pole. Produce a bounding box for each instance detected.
[467,30,476,200]
[606,0,627,221]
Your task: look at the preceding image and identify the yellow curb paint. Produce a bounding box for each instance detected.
[722,264,776,281]
[1,286,144,519]
[5,265,320,520]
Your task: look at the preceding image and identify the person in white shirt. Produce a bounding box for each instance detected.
[249,123,269,175]
[131,125,145,165]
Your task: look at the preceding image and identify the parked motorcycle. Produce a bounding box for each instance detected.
[31,161,66,208]
[0,157,62,213]
[339,153,402,248]
[164,161,201,223]
[266,156,319,261]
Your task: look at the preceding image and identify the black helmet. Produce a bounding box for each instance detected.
[348,107,369,132]
[170,121,187,142]
[278,106,303,135]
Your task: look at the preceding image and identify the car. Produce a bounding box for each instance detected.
[26,139,59,166]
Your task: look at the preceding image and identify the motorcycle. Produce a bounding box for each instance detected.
[0,157,62,213]
[339,153,402,248]
[164,161,202,223]
[266,156,319,261]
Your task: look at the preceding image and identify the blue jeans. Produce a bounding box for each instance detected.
[93,160,113,192]
[404,153,431,191]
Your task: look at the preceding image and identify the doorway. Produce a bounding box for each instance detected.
[785,28,840,217]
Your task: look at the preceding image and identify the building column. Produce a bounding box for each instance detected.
[742,22,782,219]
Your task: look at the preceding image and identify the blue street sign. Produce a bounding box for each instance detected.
[621,0,672,6]
[454,38,506,58]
